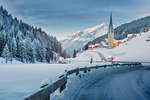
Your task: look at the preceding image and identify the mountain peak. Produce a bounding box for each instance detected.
[61,23,108,56]
[85,23,107,33]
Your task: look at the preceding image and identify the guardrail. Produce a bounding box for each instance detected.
[23,62,141,100]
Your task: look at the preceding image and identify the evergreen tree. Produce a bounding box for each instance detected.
[26,36,35,63]
[11,37,17,57]
[0,6,62,63]
[18,39,27,63]
[0,33,5,55]
[35,40,44,62]
[73,49,76,58]
[2,44,10,63]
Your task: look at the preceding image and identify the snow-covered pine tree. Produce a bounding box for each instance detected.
[11,37,17,57]
[0,33,5,56]
[2,44,10,63]
[26,36,35,63]
[35,40,44,62]
[18,39,27,63]
[0,6,62,63]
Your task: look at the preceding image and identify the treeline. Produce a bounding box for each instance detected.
[0,6,62,63]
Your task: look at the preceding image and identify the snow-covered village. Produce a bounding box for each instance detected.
[0,0,150,100]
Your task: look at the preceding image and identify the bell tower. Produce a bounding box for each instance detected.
[108,12,114,48]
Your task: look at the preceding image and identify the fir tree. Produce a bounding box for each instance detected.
[11,37,17,57]
[0,6,62,63]
[2,44,10,63]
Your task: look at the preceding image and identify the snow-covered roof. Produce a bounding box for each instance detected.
[95,44,100,46]
[101,41,108,46]
[89,45,95,47]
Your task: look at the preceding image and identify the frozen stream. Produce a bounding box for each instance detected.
[75,66,150,100]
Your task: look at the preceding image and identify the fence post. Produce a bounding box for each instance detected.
[76,68,79,75]
[88,68,91,72]
[84,67,87,73]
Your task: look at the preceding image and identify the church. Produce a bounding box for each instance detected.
[88,12,115,50]
[108,12,114,48]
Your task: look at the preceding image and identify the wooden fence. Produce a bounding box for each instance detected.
[23,62,141,100]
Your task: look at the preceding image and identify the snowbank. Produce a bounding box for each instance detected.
[0,62,110,100]
[0,57,22,64]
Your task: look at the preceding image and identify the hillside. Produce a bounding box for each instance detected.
[0,6,62,63]
[73,31,150,62]
[115,16,150,40]
[85,16,150,48]
[61,23,108,56]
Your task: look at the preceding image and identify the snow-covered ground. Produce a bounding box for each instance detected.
[74,31,150,62]
[0,58,22,64]
[71,50,102,62]
[95,32,150,62]
[0,62,109,100]
[0,64,66,100]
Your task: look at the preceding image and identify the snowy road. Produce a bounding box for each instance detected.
[91,51,107,61]
[75,66,150,100]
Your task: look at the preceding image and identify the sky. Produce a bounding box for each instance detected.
[0,0,150,40]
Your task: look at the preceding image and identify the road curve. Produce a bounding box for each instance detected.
[91,51,107,61]
[74,66,150,100]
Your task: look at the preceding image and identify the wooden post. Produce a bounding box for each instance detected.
[84,67,87,73]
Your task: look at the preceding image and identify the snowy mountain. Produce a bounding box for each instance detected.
[84,16,150,50]
[61,23,108,56]
[0,6,62,63]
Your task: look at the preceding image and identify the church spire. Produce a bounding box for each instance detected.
[109,12,113,29]
[108,12,114,48]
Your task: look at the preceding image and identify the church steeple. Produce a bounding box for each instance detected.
[108,12,114,48]
[109,12,113,29]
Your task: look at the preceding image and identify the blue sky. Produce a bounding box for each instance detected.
[1,0,150,40]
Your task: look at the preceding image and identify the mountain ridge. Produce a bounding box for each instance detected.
[61,23,108,56]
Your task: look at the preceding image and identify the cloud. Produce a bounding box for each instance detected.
[1,0,150,39]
